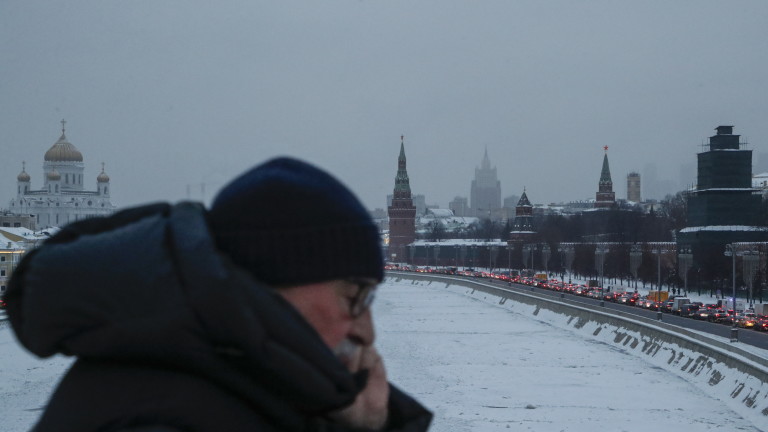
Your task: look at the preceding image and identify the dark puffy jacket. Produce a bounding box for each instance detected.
[6,202,431,432]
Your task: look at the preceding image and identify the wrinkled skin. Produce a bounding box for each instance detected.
[278,280,389,430]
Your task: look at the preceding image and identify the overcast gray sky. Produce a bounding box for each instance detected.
[3,1,767,211]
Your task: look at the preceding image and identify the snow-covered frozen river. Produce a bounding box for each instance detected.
[1,278,765,431]
[376,278,765,432]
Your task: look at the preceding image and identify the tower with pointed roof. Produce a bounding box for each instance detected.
[508,189,536,242]
[595,146,616,209]
[9,121,116,228]
[470,147,501,218]
[387,136,416,263]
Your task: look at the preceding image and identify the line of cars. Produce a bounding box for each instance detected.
[386,264,768,332]
[514,276,768,332]
[687,304,767,330]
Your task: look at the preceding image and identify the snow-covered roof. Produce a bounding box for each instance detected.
[0,227,54,245]
[426,208,454,218]
[0,227,36,238]
[679,225,768,233]
[418,216,479,228]
[412,239,508,246]
[693,188,760,193]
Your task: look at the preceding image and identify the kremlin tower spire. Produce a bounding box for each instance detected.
[394,136,412,196]
[388,135,416,263]
[595,146,616,209]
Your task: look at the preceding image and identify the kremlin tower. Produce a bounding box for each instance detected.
[595,146,616,209]
[387,136,416,263]
[509,188,535,242]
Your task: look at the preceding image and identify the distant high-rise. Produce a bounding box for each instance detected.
[627,172,641,202]
[449,196,469,217]
[387,136,416,263]
[594,146,616,209]
[503,195,520,209]
[642,163,660,200]
[470,148,501,218]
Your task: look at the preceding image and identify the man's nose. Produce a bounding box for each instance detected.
[349,308,375,346]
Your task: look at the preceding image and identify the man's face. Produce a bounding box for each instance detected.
[277,279,378,367]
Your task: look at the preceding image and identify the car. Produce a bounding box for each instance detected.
[679,303,700,318]
[618,294,638,306]
[0,295,6,310]
[693,309,713,320]
[754,317,768,332]
[736,315,757,329]
[710,309,729,323]
[719,313,736,326]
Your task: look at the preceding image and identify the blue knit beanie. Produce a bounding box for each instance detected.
[208,157,383,286]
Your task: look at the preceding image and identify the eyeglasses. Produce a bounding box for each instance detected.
[345,279,377,318]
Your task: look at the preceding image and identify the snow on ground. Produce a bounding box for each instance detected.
[1,278,766,431]
[375,278,766,432]
[0,320,73,430]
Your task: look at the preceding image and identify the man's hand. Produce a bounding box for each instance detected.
[330,345,389,430]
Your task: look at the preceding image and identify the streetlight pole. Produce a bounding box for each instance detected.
[650,244,669,320]
[507,244,511,277]
[523,244,535,290]
[742,249,759,307]
[488,245,492,273]
[630,244,642,292]
[454,245,459,269]
[595,244,609,307]
[678,245,692,296]
[724,244,739,342]
[563,244,575,284]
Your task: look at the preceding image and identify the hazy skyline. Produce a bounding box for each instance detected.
[3,1,768,212]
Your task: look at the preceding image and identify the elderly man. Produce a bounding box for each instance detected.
[6,158,432,431]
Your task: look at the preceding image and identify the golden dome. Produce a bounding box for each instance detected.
[47,170,61,181]
[45,132,83,162]
[17,162,30,182]
[97,163,110,183]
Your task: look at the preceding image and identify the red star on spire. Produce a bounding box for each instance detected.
[603,145,609,152]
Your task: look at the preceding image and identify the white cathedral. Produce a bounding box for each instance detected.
[8,121,117,229]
